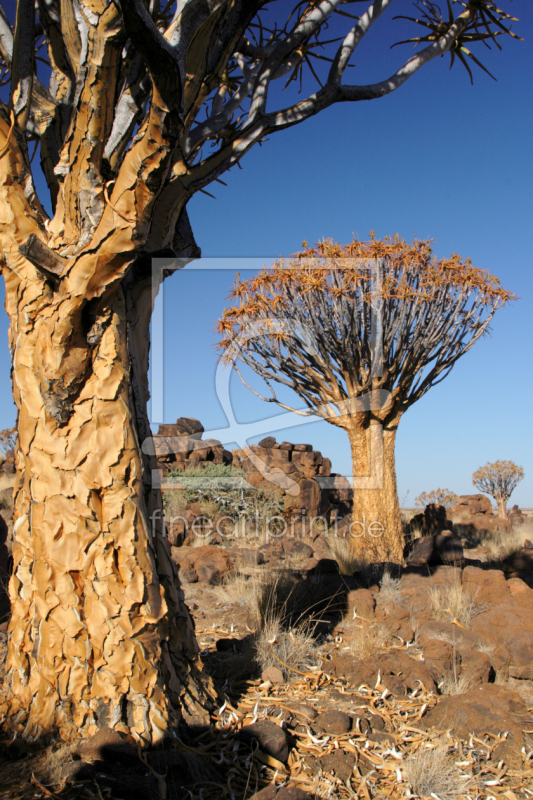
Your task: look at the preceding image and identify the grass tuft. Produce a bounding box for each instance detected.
[403,744,471,798]
[428,573,484,628]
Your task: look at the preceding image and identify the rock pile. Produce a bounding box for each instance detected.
[448,493,510,534]
[154,420,354,530]
[239,436,353,522]
[153,417,233,471]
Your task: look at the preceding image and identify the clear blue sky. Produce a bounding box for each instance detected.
[0,2,531,506]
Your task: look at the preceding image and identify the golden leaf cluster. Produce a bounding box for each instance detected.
[216,235,515,360]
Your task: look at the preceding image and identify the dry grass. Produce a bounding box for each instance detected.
[429,573,484,628]
[344,612,392,660]
[251,570,322,679]
[212,571,261,612]
[497,676,533,708]
[162,488,188,517]
[379,570,402,604]
[328,535,367,576]
[254,616,320,680]
[482,521,533,562]
[45,743,78,786]
[403,743,472,798]
[439,668,476,696]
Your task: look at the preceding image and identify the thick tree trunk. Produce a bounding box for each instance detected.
[498,498,507,519]
[345,412,404,566]
[2,274,216,742]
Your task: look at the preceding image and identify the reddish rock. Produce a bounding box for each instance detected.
[229,547,265,565]
[258,436,277,448]
[502,546,533,576]
[312,534,333,561]
[282,539,314,559]
[239,720,289,763]
[249,786,277,800]
[276,789,311,800]
[315,710,352,734]
[458,647,492,685]
[179,545,232,585]
[318,750,354,781]
[328,651,436,695]
[347,588,375,619]
[157,417,204,439]
[297,478,321,518]
[381,607,414,644]
[456,494,492,512]
[463,566,512,607]
[405,535,435,566]
[422,684,529,767]
[262,666,284,685]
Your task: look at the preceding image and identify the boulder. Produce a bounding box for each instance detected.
[328,651,436,695]
[347,588,375,619]
[229,547,265,566]
[157,418,204,439]
[258,436,277,449]
[405,533,463,566]
[422,684,530,767]
[282,539,314,559]
[179,545,232,585]
[239,720,289,763]
[456,494,493,512]
[312,534,334,561]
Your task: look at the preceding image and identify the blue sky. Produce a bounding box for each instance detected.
[0,1,531,506]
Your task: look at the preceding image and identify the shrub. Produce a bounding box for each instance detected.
[429,573,485,628]
[415,488,458,509]
[403,744,471,798]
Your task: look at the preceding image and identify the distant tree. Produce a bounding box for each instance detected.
[472,460,524,518]
[0,0,521,742]
[415,489,459,509]
[0,426,16,454]
[217,236,514,564]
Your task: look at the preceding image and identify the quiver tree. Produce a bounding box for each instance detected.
[415,488,458,509]
[217,236,514,564]
[0,0,519,742]
[473,460,524,518]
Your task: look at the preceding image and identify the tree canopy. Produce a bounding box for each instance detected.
[217,236,514,426]
[473,459,524,517]
[0,0,520,257]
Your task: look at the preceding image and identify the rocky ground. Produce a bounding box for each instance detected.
[1,423,532,799]
[1,518,533,800]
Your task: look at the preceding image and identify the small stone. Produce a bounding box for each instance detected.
[319,750,354,782]
[262,666,284,684]
[315,709,352,734]
[239,720,289,763]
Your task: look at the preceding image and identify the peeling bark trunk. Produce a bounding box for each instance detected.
[498,498,506,519]
[3,274,216,742]
[345,412,404,566]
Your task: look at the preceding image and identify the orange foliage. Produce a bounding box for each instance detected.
[415,489,459,509]
[216,235,515,359]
